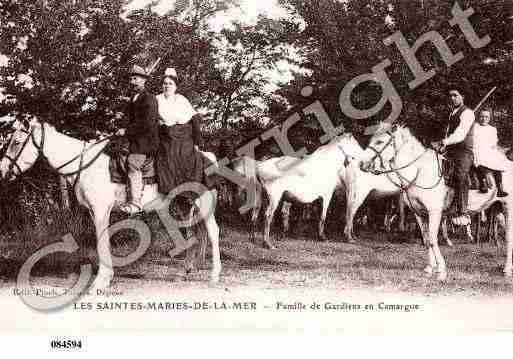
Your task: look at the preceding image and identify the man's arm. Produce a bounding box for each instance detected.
[144,95,160,148]
[443,109,475,146]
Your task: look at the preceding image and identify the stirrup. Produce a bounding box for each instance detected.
[119,202,143,215]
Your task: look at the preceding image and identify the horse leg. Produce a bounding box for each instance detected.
[503,205,513,277]
[441,218,453,247]
[198,190,221,283]
[318,192,333,241]
[384,200,393,233]
[465,223,474,244]
[184,204,201,275]
[398,196,406,232]
[249,196,261,243]
[427,210,447,281]
[91,205,114,289]
[413,213,436,276]
[344,190,367,243]
[281,201,291,239]
[263,193,279,250]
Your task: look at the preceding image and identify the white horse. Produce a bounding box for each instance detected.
[344,156,463,246]
[253,134,363,249]
[359,125,513,280]
[0,119,221,288]
[232,155,323,243]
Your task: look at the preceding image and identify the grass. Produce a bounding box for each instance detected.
[1,208,512,297]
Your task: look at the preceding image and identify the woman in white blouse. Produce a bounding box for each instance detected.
[473,109,508,197]
[155,68,215,196]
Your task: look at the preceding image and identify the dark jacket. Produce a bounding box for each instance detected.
[126,91,160,155]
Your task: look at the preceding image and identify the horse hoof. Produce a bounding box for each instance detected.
[210,274,220,283]
[436,271,448,281]
[423,266,433,277]
[263,241,275,250]
[90,275,113,290]
[345,236,357,243]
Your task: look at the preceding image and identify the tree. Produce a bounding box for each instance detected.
[278,0,513,146]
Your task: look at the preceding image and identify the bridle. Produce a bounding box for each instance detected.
[2,122,112,188]
[365,130,443,191]
[2,125,39,180]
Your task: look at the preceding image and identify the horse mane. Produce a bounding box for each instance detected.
[395,125,427,154]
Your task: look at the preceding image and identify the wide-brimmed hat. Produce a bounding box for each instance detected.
[129,65,150,78]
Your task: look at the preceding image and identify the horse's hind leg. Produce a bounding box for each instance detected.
[281,201,291,240]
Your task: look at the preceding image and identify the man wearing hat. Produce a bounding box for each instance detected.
[437,89,476,225]
[117,64,160,214]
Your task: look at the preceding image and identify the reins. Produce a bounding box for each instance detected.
[366,131,443,191]
[5,122,116,190]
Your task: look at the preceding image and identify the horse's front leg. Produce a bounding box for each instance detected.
[184,204,200,274]
[343,188,367,243]
[318,192,334,241]
[91,205,115,289]
[398,196,406,232]
[427,210,447,281]
[413,213,436,277]
[198,190,221,283]
[263,192,279,250]
[248,187,261,243]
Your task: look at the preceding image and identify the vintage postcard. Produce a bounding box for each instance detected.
[1,0,513,350]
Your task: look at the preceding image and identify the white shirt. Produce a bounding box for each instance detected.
[156,93,197,126]
[443,106,475,146]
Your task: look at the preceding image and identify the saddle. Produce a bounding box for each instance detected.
[441,158,481,190]
[105,140,157,185]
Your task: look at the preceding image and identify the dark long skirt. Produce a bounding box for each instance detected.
[156,123,216,199]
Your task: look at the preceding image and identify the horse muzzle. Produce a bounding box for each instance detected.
[360,160,374,173]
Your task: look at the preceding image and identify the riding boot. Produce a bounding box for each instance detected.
[128,171,144,208]
[493,170,509,197]
[123,154,148,214]
[476,166,489,193]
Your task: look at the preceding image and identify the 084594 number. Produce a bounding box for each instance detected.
[50,339,82,350]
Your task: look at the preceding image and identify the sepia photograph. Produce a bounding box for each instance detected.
[1,0,513,348]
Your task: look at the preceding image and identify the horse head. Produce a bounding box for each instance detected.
[335,133,365,162]
[0,118,43,181]
[359,123,411,174]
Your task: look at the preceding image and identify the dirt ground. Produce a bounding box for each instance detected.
[1,225,513,334]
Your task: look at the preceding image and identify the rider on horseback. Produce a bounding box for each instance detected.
[473,109,509,197]
[437,89,475,223]
[117,65,160,214]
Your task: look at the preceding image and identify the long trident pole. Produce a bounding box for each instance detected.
[473,86,497,112]
[444,86,498,140]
